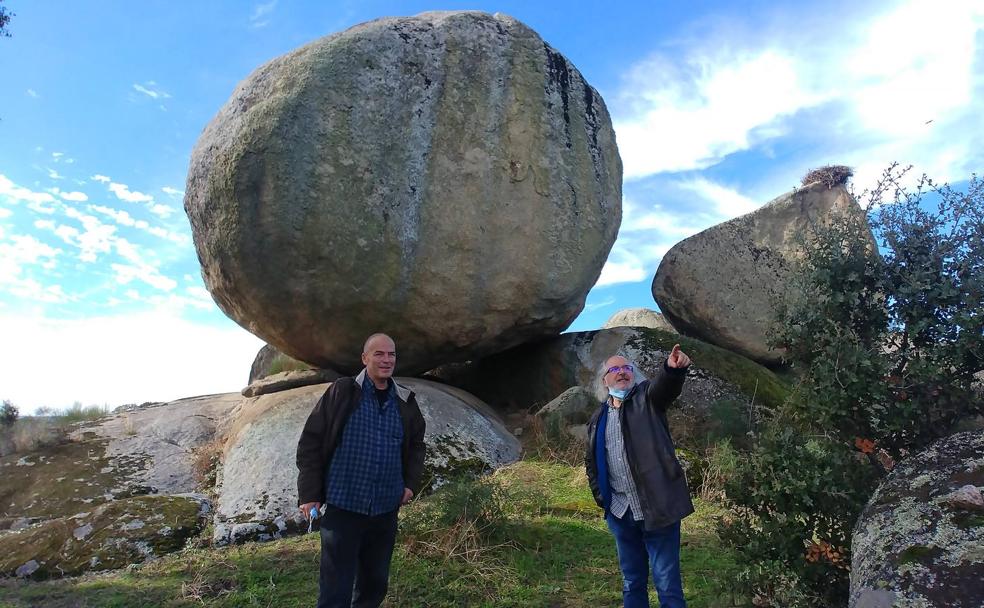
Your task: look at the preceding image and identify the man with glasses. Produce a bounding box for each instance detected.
[296,333,426,608]
[585,344,693,608]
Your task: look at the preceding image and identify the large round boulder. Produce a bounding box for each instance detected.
[850,431,984,608]
[184,11,622,374]
[651,181,872,365]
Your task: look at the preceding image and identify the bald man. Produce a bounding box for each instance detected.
[296,333,426,608]
[586,344,693,608]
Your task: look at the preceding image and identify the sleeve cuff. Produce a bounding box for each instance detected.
[664,361,689,375]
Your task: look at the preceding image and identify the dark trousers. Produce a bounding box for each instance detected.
[318,504,399,608]
[605,507,686,608]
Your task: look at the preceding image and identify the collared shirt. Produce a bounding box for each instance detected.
[605,401,644,521]
[324,378,404,515]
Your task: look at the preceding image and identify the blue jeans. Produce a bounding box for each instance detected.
[318,504,399,608]
[605,507,686,608]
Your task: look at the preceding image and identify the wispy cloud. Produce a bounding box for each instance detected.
[26,89,39,98]
[250,0,277,28]
[584,295,617,312]
[161,186,184,197]
[58,190,88,202]
[91,174,111,183]
[46,168,64,180]
[132,81,172,100]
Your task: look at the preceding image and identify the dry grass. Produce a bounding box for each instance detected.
[0,417,68,457]
[522,413,587,466]
[190,436,225,491]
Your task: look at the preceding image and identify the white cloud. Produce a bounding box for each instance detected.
[26,89,39,98]
[613,0,984,183]
[90,204,137,227]
[161,186,184,197]
[63,207,117,262]
[110,237,178,292]
[149,203,174,218]
[52,152,64,159]
[676,178,760,218]
[58,190,88,202]
[33,219,55,230]
[0,235,64,300]
[0,207,11,219]
[91,174,112,183]
[250,0,277,27]
[0,312,264,411]
[47,168,64,180]
[0,175,58,206]
[108,182,154,204]
[132,81,172,100]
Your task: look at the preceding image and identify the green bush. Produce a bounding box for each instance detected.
[719,166,984,606]
[0,399,18,427]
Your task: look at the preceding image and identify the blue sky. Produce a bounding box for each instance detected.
[1,0,982,411]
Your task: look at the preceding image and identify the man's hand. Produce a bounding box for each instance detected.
[299,501,322,521]
[667,344,691,369]
[401,488,414,506]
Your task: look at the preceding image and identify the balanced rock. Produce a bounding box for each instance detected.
[185,11,622,374]
[602,307,676,333]
[652,181,872,365]
[214,379,521,544]
[850,431,984,608]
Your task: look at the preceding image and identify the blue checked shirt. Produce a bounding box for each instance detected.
[325,378,405,515]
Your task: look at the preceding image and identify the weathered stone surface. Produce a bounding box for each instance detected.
[71,393,242,496]
[536,386,597,425]
[249,344,312,384]
[652,182,872,365]
[242,369,341,397]
[184,11,621,375]
[850,431,984,608]
[0,495,209,579]
[428,327,789,449]
[213,378,521,544]
[602,307,676,333]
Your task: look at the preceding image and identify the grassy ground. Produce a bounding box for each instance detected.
[0,460,743,608]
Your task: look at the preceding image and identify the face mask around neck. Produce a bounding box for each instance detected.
[608,386,629,400]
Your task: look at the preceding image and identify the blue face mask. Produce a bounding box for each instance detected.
[608,387,629,400]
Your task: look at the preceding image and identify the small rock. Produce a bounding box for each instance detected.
[73,523,93,540]
[15,560,39,577]
[943,484,984,511]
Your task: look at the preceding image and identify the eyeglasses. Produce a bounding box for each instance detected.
[606,364,634,374]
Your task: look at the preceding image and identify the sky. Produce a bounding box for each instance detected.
[1,0,982,412]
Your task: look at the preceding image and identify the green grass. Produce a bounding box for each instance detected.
[0,459,744,607]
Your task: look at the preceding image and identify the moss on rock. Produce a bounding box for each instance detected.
[0,495,207,579]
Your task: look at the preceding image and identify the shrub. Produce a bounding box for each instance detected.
[400,475,514,563]
[61,401,110,423]
[0,400,18,427]
[719,165,984,606]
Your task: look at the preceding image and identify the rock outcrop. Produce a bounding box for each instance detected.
[850,431,984,608]
[249,344,312,384]
[184,11,622,375]
[602,307,676,332]
[651,182,872,365]
[428,327,788,449]
[213,378,521,544]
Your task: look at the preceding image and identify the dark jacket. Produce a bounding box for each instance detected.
[296,370,426,506]
[585,362,693,530]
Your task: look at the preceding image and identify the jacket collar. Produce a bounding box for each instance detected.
[355,368,412,402]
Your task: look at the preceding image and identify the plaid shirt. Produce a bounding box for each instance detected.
[325,378,405,515]
[605,403,644,521]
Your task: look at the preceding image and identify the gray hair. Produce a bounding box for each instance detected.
[594,355,643,402]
